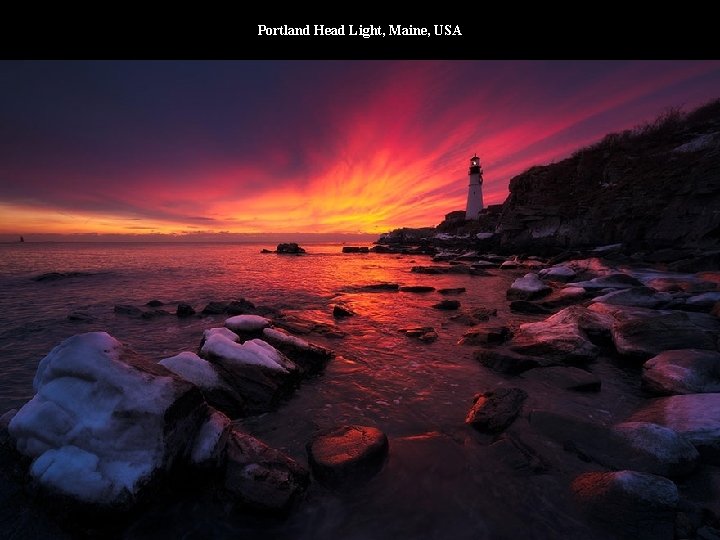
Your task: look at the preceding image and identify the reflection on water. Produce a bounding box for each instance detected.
[0,243,613,539]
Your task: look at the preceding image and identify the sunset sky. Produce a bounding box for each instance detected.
[2,60,720,241]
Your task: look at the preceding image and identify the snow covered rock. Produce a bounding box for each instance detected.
[203,326,240,343]
[159,351,245,418]
[190,408,232,468]
[8,332,207,506]
[224,428,308,511]
[538,265,576,281]
[506,273,552,300]
[225,314,271,334]
[261,327,333,374]
[642,349,720,395]
[200,333,298,413]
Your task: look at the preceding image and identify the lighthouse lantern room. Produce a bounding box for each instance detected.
[465,153,484,220]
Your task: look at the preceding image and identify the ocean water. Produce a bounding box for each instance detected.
[0,242,632,539]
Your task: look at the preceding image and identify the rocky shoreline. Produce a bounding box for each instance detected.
[2,243,720,538]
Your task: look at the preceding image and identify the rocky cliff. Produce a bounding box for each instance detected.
[495,100,720,252]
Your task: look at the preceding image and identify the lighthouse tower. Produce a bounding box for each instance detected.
[465,153,484,220]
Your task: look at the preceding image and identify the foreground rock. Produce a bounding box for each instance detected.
[225,428,309,510]
[630,393,720,463]
[642,349,720,395]
[530,411,698,477]
[465,388,527,433]
[8,332,207,506]
[307,426,388,486]
[506,273,552,300]
[571,471,679,540]
[432,300,460,310]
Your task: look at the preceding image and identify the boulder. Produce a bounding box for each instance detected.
[342,246,369,253]
[508,314,598,364]
[146,299,163,307]
[261,327,334,373]
[200,333,298,412]
[401,327,438,342]
[202,301,229,315]
[359,282,400,292]
[159,352,245,418]
[457,326,511,346]
[276,243,305,254]
[540,286,588,308]
[521,366,601,392]
[571,471,679,540]
[474,347,557,374]
[432,300,460,310]
[332,304,355,318]
[568,273,645,291]
[307,425,388,486]
[176,303,196,317]
[611,310,719,359]
[465,388,527,433]
[642,349,720,395]
[538,265,576,281]
[592,287,672,309]
[506,273,552,300]
[630,393,720,463]
[7,332,207,506]
[225,428,308,510]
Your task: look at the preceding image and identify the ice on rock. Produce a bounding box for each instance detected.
[225,314,271,332]
[8,332,202,505]
[203,327,240,343]
[159,351,221,389]
[263,327,311,350]
[191,409,231,465]
[200,333,295,373]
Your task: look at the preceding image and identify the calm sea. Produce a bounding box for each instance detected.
[0,242,613,539]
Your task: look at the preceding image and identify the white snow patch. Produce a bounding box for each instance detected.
[200,333,293,373]
[262,327,311,350]
[225,314,271,332]
[159,351,221,389]
[8,332,177,504]
[203,327,239,343]
[191,410,230,465]
[539,265,576,279]
[509,273,549,294]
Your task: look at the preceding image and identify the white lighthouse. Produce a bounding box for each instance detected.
[465,153,484,220]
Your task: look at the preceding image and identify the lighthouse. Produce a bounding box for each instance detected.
[465,153,484,220]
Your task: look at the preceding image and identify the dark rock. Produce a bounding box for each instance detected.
[685,292,720,312]
[202,301,229,315]
[646,276,717,293]
[669,252,720,273]
[631,393,720,464]
[146,299,163,307]
[176,303,196,317]
[400,327,438,342]
[458,326,511,346]
[359,282,400,292]
[141,309,170,319]
[272,314,346,339]
[469,307,498,321]
[113,304,143,317]
[67,311,93,322]
[227,298,256,315]
[475,347,554,374]
[332,304,355,318]
[530,410,698,477]
[399,285,436,293]
[276,243,306,254]
[438,287,466,295]
[307,425,388,486]
[540,286,588,308]
[486,435,549,474]
[506,273,552,300]
[260,248,273,253]
[465,387,527,433]
[342,246,369,253]
[612,310,720,359]
[509,300,553,314]
[570,273,645,290]
[411,265,486,276]
[225,428,308,511]
[432,300,460,310]
[571,471,679,540]
[522,366,601,392]
[642,349,720,395]
[592,287,672,309]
